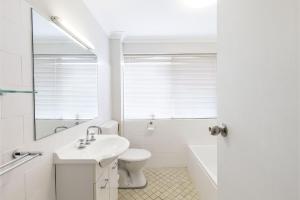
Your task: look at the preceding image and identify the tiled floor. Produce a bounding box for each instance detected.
[118,168,200,200]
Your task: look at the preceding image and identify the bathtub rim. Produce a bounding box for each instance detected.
[188,145,218,187]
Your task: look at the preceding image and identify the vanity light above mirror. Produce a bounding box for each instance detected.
[50,16,94,50]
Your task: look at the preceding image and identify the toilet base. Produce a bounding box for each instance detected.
[118,181,148,189]
[118,168,147,189]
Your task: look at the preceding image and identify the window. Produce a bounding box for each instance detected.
[124,54,217,119]
[34,54,98,120]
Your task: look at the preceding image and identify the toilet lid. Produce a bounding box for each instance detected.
[119,148,151,162]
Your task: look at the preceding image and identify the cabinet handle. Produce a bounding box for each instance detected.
[100,179,109,189]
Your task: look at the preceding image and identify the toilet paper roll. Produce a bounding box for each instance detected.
[147,126,155,131]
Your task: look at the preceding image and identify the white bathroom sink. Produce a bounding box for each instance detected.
[54,135,129,167]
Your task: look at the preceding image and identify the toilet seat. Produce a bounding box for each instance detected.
[119,148,151,162]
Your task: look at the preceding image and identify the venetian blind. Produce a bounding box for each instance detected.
[34,54,98,119]
[124,54,217,119]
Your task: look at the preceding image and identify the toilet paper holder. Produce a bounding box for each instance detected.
[147,115,155,130]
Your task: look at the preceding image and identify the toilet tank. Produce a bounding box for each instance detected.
[101,120,119,135]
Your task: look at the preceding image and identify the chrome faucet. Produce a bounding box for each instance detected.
[87,126,102,135]
[86,128,92,145]
[54,126,68,133]
[86,126,102,144]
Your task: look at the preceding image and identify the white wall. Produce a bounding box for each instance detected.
[123,40,217,167]
[110,32,124,134]
[34,42,92,55]
[123,37,216,55]
[124,119,217,167]
[0,0,111,200]
[298,0,300,197]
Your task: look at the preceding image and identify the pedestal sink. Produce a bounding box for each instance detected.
[54,135,129,167]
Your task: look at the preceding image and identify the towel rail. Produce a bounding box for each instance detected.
[0,151,42,176]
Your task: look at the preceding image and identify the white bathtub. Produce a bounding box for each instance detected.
[187,145,217,200]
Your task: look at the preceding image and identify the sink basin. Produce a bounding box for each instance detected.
[54,135,129,167]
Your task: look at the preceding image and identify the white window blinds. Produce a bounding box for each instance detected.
[124,54,217,119]
[34,54,98,120]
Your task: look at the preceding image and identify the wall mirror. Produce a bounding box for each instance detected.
[31,10,99,140]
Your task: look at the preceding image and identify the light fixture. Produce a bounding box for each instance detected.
[50,16,94,50]
[181,0,217,9]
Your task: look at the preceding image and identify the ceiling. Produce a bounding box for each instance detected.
[83,0,217,40]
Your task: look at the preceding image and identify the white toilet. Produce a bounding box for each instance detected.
[118,148,151,189]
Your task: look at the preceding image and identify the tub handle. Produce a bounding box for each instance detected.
[209,124,228,137]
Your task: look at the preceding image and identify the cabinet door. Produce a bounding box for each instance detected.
[95,174,110,200]
[109,160,119,200]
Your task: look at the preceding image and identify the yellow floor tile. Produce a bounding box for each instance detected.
[118,168,200,200]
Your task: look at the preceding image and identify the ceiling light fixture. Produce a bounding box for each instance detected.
[50,16,94,50]
[181,0,217,9]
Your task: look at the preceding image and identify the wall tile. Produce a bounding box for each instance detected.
[0,51,23,88]
[20,1,33,87]
[0,106,4,156]
[24,154,55,200]
[0,19,4,54]
[0,172,26,200]
[0,96,2,119]
[0,0,4,19]
[2,93,33,118]
[0,117,24,153]
[1,18,23,55]
[21,51,33,87]
[146,152,187,168]
[0,1,111,200]
[143,138,185,153]
[124,119,217,167]
[124,120,148,136]
[23,114,35,145]
[1,0,21,23]
[126,135,145,149]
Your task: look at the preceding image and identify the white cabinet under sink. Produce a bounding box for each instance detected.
[109,160,119,200]
[56,159,119,200]
[54,134,129,200]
